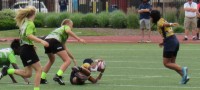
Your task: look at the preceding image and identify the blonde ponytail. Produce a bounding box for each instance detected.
[61,19,72,26]
[15,6,36,27]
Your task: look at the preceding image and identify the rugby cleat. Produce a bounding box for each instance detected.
[1,65,8,76]
[0,72,3,80]
[53,74,65,85]
[181,67,190,84]
[40,78,48,84]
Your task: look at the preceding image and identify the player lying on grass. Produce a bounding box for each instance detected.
[0,39,29,84]
[40,19,86,85]
[70,58,105,85]
[150,10,190,84]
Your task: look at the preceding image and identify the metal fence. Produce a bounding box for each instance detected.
[0,0,199,13]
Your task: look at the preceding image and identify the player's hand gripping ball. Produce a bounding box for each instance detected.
[97,60,106,72]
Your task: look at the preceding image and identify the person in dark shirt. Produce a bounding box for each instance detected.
[59,0,68,12]
[138,0,152,43]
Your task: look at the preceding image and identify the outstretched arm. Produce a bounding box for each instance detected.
[65,30,86,43]
[63,44,77,66]
[163,23,179,27]
[27,34,49,47]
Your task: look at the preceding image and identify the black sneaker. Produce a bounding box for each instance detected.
[1,65,8,76]
[40,78,48,84]
[0,65,8,80]
[183,37,188,41]
[0,72,3,80]
[192,37,197,41]
[53,74,65,85]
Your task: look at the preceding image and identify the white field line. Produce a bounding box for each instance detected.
[99,84,200,89]
[6,81,200,89]
[16,64,200,71]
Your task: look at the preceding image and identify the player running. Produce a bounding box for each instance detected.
[150,10,190,84]
[40,19,86,85]
[0,6,49,90]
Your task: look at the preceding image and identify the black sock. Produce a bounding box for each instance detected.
[197,33,199,38]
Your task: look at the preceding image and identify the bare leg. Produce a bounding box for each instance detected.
[14,66,32,78]
[43,53,55,73]
[192,29,197,39]
[56,50,71,72]
[163,57,182,77]
[141,29,144,41]
[31,61,42,88]
[148,29,151,39]
[184,29,189,38]
[171,57,183,77]
[139,29,144,42]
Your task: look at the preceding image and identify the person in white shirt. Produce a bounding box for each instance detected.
[183,0,198,40]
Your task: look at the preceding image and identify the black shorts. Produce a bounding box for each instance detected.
[20,45,39,67]
[163,35,179,58]
[70,71,85,85]
[44,39,65,54]
[197,19,200,28]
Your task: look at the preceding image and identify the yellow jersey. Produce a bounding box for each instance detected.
[157,18,174,38]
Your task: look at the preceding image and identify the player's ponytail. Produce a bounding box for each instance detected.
[150,10,161,24]
[15,6,36,27]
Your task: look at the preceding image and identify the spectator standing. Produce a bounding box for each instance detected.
[183,0,197,40]
[197,0,200,40]
[73,0,78,12]
[59,0,68,12]
[138,0,152,43]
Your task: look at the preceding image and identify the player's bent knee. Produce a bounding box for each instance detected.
[24,73,32,78]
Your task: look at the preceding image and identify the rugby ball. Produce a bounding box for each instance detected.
[97,61,106,70]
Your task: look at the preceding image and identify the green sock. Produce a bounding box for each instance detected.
[7,69,15,75]
[41,72,47,79]
[56,69,63,76]
[34,87,40,90]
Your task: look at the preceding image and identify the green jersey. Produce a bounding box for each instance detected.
[20,19,36,45]
[45,25,70,44]
[0,48,17,67]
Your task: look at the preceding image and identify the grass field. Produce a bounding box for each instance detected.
[0,43,199,90]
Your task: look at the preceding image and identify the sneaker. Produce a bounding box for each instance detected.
[138,40,144,43]
[145,40,152,43]
[1,65,8,76]
[53,74,65,85]
[183,37,188,41]
[40,78,48,84]
[181,67,189,84]
[0,72,3,80]
[0,66,8,80]
[192,37,197,41]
